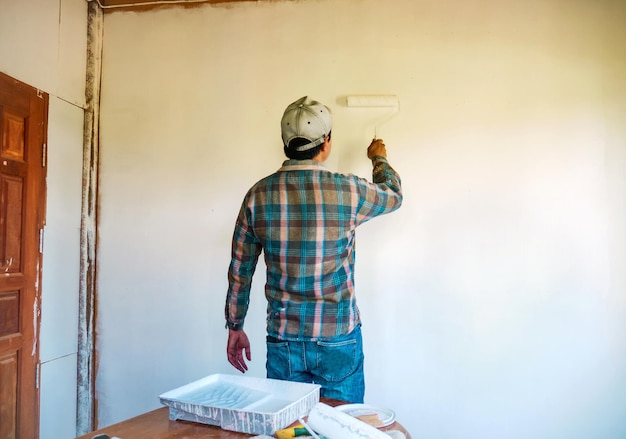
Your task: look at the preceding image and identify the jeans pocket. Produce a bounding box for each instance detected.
[316,339,358,382]
[266,340,292,379]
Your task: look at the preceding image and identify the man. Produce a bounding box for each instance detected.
[225,96,402,403]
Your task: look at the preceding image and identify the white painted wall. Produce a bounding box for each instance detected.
[0,0,87,438]
[2,0,619,437]
[96,0,626,438]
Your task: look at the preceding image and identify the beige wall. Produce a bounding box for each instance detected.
[95,0,626,438]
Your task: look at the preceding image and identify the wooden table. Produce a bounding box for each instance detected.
[76,399,412,439]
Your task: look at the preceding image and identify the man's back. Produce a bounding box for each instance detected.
[229,157,402,340]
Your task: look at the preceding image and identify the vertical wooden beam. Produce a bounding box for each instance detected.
[77,1,103,435]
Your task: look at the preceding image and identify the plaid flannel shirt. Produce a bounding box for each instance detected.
[225,156,402,340]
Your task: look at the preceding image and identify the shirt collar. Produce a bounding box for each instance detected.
[277,159,329,172]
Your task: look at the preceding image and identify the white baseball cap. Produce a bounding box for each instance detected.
[281,96,332,151]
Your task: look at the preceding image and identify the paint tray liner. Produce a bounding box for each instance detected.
[159,373,320,435]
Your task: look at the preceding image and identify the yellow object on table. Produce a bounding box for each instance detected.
[275,424,310,439]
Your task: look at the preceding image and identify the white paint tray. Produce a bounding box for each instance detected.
[159,374,320,435]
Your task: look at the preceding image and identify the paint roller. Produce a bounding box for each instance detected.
[304,402,395,439]
[346,94,400,139]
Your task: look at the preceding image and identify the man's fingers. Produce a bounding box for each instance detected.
[228,351,248,373]
[237,350,248,371]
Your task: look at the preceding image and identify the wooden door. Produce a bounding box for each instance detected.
[0,72,47,439]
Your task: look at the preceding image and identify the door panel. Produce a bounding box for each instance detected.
[0,72,47,439]
[2,174,23,271]
[0,352,18,439]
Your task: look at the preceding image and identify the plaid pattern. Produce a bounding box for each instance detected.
[225,157,402,340]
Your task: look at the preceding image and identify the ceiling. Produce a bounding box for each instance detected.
[98,0,255,12]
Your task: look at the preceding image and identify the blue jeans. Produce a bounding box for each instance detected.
[266,325,365,403]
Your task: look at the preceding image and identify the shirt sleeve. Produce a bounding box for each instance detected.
[225,198,262,330]
[355,156,403,225]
